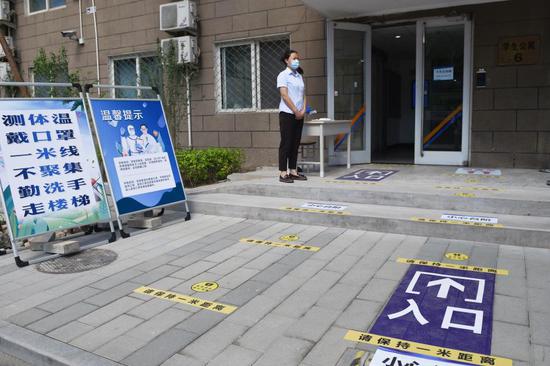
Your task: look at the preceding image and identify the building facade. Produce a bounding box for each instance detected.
[9,0,550,168]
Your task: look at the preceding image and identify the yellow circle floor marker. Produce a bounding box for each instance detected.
[280,234,299,242]
[191,282,219,293]
[454,192,476,198]
[445,252,469,261]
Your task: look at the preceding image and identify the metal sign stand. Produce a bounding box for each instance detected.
[83,84,191,240]
[0,81,117,267]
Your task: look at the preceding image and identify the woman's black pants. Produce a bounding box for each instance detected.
[279,111,304,172]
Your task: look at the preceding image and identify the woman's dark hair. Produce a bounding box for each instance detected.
[281,49,298,64]
[281,49,304,75]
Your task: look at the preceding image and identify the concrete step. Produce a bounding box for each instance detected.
[206,180,550,216]
[187,192,550,249]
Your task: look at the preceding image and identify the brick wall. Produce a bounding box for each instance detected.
[187,0,326,168]
[470,0,550,168]
[14,0,172,85]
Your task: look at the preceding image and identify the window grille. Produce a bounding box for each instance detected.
[216,36,290,112]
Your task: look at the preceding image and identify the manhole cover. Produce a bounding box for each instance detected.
[35,248,118,274]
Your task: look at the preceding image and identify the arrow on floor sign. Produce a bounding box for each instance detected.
[426,278,465,299]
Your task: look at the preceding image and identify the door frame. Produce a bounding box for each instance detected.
[326,20,372,165]
[325,15,473,166]
[414,16,473,165]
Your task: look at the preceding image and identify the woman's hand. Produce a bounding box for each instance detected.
[295,109,305,120]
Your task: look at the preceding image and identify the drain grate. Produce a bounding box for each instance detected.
[35,248,118,274]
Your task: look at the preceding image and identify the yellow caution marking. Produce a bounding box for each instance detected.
[445,252,469,261]
[134,287,237,314]
[411,217,504,228]
[466,178,480,183]
[325,180,380,186]
[344,330,512,366]
[280,234,300,242]
[435,185,502,192]
[281,207,350,215]
[450,174,500,179]
[240,238,320,252]
[454,192,477,198]
[191,281,219,293]
[396,257,508,275]
[350,350,366,366]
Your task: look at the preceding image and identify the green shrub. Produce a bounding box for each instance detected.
[176,148,244,187]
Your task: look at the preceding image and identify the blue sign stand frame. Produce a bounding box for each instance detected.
[84,84,191,240]
[0,81,117,267]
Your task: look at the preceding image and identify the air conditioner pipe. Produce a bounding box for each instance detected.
[78,0,84,44]
[91,0,100,94]
[186,74,192,148]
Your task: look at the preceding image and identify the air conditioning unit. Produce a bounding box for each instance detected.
[161,36,199,64]
[0,1,10,21]
[160,0,197,33]
[0,62,11,80]
[0,36,14,58]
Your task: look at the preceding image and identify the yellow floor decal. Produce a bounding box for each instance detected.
[240,238,320,252]
[454,192,477,198]
[134,287,237,314]
[191,282,219,293]
[344,330,512,366]
[396,257,509,275]
[411,217,504,228]
[281,207,350,215]
[445,252,469,261]
[436,185,502,192]
[280,234,300,241]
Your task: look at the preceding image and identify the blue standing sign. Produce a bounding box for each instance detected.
[87,99,186,216]
[370,265,495,355]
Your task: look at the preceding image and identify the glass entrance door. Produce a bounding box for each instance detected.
[327,21,371,165]
[415,18,472,165]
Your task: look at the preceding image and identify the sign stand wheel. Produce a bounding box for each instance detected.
[83,226,94,235]
[184,202,191,221]
[15,256,29,268]
[108,232,117,243]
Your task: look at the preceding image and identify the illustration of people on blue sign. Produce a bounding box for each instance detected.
[120,123,164,156]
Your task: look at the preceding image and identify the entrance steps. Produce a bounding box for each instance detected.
[185,166,550,248]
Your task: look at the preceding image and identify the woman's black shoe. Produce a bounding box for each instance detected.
[289,173,307,181]
[279,174,294,183]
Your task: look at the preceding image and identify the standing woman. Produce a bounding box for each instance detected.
[277,50,307,183]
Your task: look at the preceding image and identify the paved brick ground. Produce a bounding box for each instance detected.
[0,213,548,365]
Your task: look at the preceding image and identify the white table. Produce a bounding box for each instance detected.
[300,119,351,178]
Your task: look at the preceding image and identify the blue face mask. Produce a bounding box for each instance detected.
[290,59,300,70]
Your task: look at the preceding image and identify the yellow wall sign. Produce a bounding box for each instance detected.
[498,35,540,65]
[445,252,469,261]
[280,234,299,242]
[240,238,320,252]
[396,257,508,275]
[134,286,236,314]
[344,330,512,366]
[191,282,219,293]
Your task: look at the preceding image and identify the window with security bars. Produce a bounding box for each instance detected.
[111,55,161,99]
[217,37,290,112]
